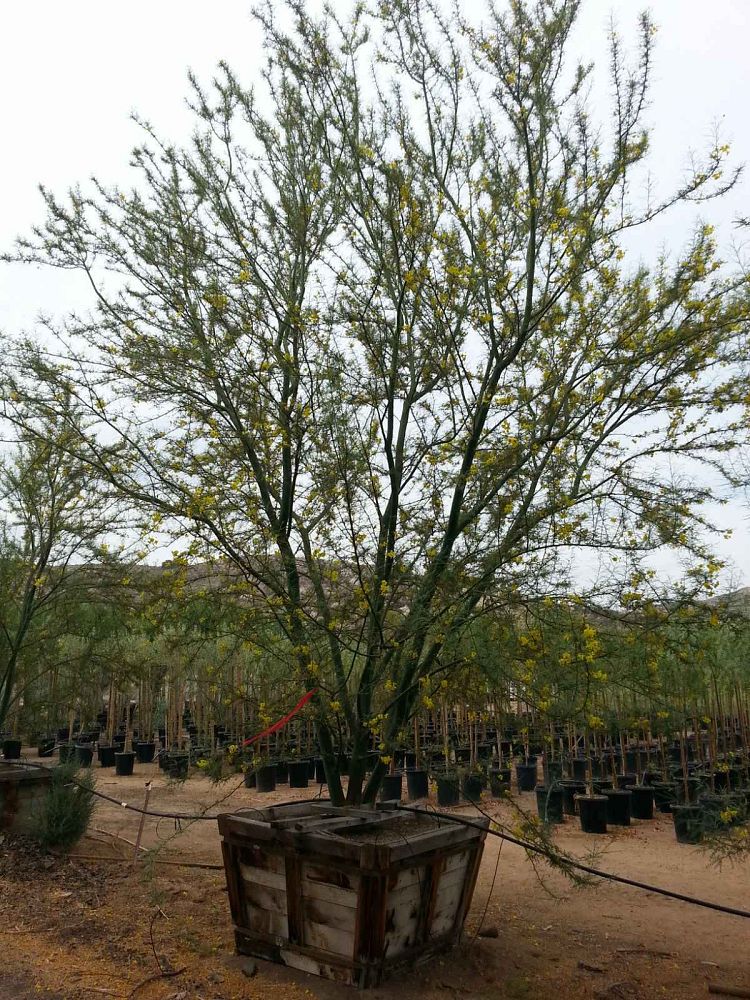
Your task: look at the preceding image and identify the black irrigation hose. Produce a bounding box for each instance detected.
[9,762,750,921]
[396,803,750,921]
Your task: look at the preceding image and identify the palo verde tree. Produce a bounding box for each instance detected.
[4,0,750,802]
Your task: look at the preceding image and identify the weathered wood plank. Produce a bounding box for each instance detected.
[243,879,288,916]
[302,896,358,932]
[238,845,286,873]
[300,875,359,908]
[304,919,355,958]
[239,863,287,890]
[244,904,289,940]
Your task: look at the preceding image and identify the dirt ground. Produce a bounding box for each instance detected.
[1,754,749,1000]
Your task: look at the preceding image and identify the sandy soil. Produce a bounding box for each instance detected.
[1,754,749,999]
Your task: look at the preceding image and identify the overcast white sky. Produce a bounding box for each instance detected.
[1,0,748,588]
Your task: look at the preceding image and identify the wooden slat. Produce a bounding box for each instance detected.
[244,905,289,940]
[300,875,359,908]
[304,919,355,958]
[239,863,286,890]
[303,897,358,933]
[244,879,287,916]
[304,861,359,891]
[279,946,355,985]
[238,845,286,873]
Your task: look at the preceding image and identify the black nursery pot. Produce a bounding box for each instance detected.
[135,741,156,764]
[2,738,22,760]
[571,758,589,782]
[37,740,55,759]
[489,767,512,798]
[461,773,483,802]
[615,772,637,790]
[98,744,116,768]
[436,774,460,807]
[671,803,704,844]
[58,743,73,763]
[406,768,429,801]
[275,761,289,785]
[626,784,654,820]
[243,768,257,789]
[535,784,564,824]
[561,780,586,816]
[379,772,403,802]
[576,794,608,834]
[603,788,631,826]
[652,781,677,814]
[516,762,537,792]
[167,753,189,779]
[115,751,135,776]
[543,759,564,785]
[74,745,94,767]
[256,763,277,793]
[288,760,309,789]
[315,758,327,784]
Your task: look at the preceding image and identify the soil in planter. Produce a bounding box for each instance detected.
[576,794,608,834]
[337,812,444,844]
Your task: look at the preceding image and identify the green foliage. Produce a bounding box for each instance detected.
[31,762,96,851]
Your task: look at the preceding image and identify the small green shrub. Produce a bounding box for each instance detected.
[32,761,96,850]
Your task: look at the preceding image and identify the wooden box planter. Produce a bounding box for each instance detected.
[218,801,489,988]
[0,764,52,834]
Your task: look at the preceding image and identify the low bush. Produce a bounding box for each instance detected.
[32,762,96,850]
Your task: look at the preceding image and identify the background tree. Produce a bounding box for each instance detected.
[4,0,749,802]
[0,402,118,734]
